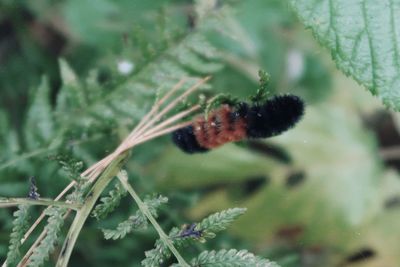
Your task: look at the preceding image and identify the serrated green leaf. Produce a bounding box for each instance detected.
[0,110,20,158]
[187,249,280,267]
[102,214,146,240]
[24,76,54,150]
[198,208,246,234]
[290,0,400,110]
[102,195,167,240]
[142,207,244,266]
[28,207,67,267]
[7,205,30,266]
[59,58,78,87]
[92,181,127,220]
[56,59,86,113]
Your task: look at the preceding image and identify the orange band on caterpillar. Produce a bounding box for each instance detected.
[193,105,247,149]
[172,94,304,154]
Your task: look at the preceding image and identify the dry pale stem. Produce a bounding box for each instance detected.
[13,75,210,267]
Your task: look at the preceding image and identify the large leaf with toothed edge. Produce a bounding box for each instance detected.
[289,0,400,111]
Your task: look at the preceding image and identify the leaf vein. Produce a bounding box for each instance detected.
[361,1,378,94]
[389,0,400,72]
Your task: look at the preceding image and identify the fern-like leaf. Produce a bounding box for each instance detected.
[6,205,30,265]
[0,109,20,160]
[0,0,233,173]
[102,195,168,240]
[102,215,144,240]
[197,208,246,236]
[66,177,92,204]
[92,181,127,220]
[142,208,246,266]
[56,59,86,115]
[142,227,181,267]
[24,76,54,150]
[28,207,67,267]
[57,157,84,181]
[186,249,280,267]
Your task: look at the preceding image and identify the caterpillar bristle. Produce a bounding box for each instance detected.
[246,94,304,138]
[172,126,208,154]
[172,94,304,154]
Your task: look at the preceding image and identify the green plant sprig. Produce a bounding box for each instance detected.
[249,69,271,104]
[0,198,81,210]
[55,152,129,267]
[117,171,191,267]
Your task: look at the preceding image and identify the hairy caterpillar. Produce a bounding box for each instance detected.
[172,94,304,153]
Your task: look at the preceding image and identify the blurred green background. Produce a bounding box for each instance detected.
[1,0,400,266]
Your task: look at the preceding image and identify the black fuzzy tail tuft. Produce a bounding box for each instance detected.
[246,94,304,138]
[171,125,208,154]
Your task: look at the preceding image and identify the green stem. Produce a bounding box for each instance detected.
[0,130,105,171]
[0,147,50,171]
[117,172,190,267]
[0,198,80,210]
[56,152,128,267]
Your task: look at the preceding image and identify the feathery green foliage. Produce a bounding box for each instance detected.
[3,0,400,266]
[56,156,84,181]
[92,181,127,220]
[7,205,31,266]
[57,157,92,204]
[142,208,246,266]
[141,227,181,267]
[66,178,92,205]
[197,207,247,235]
[103,215,144,240]
[250,70,270,103]
[24,77,54,150]
[185,249,279,267]
[28,207,67,267]
[143,195,168,218]
[0,1,224,174]
[204,94,239,118]
[102,195,168,240]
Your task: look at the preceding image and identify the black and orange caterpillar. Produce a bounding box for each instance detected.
[172,94,304,153]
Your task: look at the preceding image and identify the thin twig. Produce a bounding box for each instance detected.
[83,77,208,179]
[143,104,200,138]
[124,76,210,148]
[125,77,188,141]
[13,76,210,267]
[18,181,76,246]
[81,78,191,177]
[131,121,193,147]
[55,153,128,267]
[0,198,80,210]
[117,172,190,267]
[18,210,72,267]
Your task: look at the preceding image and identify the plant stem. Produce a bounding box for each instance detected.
[0,198,81,210]
[117,172,190,267]
[18,210,72,267]
[55,152,128,267]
